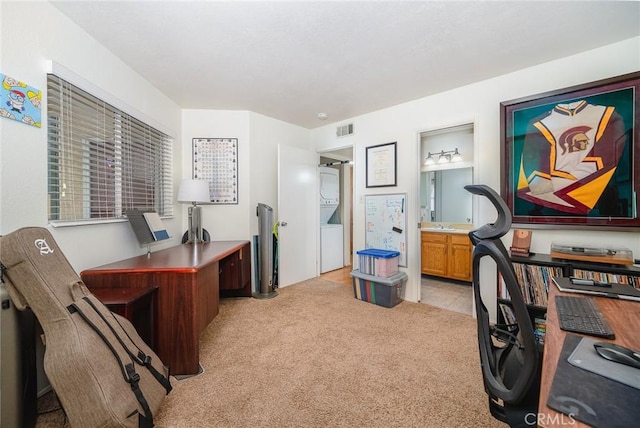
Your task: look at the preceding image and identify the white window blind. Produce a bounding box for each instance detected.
[47,74,173,223]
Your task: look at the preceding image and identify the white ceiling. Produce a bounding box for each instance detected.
[50,1,640,129]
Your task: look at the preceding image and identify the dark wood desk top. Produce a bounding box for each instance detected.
[81,241,250,274]
[538,282,640,427]
[91,286,158,305]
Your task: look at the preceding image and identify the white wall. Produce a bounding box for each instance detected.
[311,37,640,318]
[248,111,312,237]
[0,0,185,404]
[181,110,252,241]
[0,1,183,273]
[181,109,311,289]
[180,110,311,240]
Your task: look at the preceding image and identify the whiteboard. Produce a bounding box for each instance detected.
[364,193,407,266]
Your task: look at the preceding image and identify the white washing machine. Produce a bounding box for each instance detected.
[319,167,344,273]
[321,224,344,273]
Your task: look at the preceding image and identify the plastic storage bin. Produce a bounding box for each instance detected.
[356,248,400,277]
[350,269,407,308]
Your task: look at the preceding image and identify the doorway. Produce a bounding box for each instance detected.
[418,123,475,315]
[318,146,354,278]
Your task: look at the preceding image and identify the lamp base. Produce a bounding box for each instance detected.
[186,205,204,243]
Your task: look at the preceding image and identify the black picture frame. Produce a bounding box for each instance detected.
[500,72,640,230]
[366,141,397,188]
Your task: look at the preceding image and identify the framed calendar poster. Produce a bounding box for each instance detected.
[192,137,238,204]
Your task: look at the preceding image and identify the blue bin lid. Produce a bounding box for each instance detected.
[356,248,400,258]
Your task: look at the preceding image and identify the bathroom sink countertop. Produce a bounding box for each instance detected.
[421,227,470,234]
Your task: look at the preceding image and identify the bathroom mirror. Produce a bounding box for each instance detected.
[421,167,473,224]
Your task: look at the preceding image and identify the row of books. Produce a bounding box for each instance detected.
[572,269,640,289]
[497,303,547,347]
[498,263,564,307]
[499,264,640,310]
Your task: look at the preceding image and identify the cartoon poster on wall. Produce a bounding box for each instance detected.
[0,73,42,128]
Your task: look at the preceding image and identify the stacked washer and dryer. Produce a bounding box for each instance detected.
[319,167,344,273]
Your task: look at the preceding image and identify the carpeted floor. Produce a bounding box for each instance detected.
[36,278,502,427]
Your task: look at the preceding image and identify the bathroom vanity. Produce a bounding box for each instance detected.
[421,229,472,282]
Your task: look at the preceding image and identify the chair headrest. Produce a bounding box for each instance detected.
[464,184,512,243]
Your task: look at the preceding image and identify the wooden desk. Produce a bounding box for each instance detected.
[80,241,251,375]
[91,286,158,349]
[538,283,640,427]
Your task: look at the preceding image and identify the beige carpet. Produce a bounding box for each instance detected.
[37,278,501,427]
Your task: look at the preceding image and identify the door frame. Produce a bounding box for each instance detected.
[318,145,354,269]
[416,119,479,303]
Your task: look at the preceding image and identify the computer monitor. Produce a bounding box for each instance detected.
[125,209,169,246]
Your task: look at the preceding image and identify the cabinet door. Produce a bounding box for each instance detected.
[239,242,252,291]
[219,252,241,290]
[421,232,448,277]
[421,236,429,274]
[448,234,472,282]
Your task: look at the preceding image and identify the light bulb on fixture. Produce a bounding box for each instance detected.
[451,148,463,162]
[437,150,449,164]
[424,153,435,166]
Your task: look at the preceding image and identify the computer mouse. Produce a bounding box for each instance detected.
[593,342,640,370]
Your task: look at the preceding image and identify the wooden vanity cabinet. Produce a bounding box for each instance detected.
[447,234,473,281]
[421,232,472,282]
[421,232,448,277]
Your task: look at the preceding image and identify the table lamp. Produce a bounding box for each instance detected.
[177,179,210,243]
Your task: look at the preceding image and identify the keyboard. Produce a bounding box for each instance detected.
[555,295,615,339]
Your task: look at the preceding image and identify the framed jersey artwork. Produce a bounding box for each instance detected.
[500,71,640,230]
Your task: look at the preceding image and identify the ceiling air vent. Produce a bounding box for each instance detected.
[336,123,354,137]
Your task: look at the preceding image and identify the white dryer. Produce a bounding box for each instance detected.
[320,166,339,223]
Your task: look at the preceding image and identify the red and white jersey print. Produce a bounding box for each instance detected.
[518,100,626,215]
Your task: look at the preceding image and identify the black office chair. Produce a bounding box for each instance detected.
[465,184,541,427]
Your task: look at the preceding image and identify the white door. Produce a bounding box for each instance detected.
[277,145,319,287]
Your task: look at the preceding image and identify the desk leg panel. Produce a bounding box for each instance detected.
[82,271,202,375]
[197,262,219,333]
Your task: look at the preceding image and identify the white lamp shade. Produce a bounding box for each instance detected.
[177,179,210,204]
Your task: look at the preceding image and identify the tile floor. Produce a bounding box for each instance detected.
[320,267,473,316]
[420,276,473,316]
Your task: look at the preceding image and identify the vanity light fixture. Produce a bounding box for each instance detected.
[424,148,463,165]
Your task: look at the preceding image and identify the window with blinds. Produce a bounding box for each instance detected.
[47,74,173,224]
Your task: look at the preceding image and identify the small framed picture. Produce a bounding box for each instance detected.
[366,142,397,188]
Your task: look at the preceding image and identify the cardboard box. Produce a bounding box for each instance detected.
[350,269,407,308]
